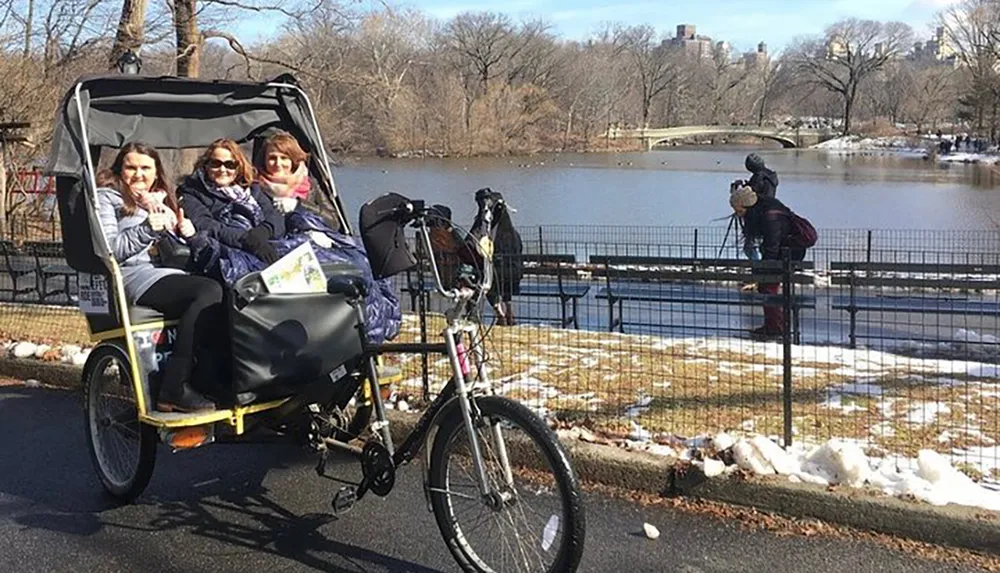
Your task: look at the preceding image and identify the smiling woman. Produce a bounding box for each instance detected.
[94,142,223,413]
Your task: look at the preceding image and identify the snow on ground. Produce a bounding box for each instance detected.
[711,434,1000,512]
[812,135,926,152]
[812,135,1000,165]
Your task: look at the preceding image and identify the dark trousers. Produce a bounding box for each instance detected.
[136,274,224,396]
[759,248,806,333]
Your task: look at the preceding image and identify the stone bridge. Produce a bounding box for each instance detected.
[606,125,837,149]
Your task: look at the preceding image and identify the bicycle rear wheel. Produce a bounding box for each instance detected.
[84,343,157,501]
[428,396,585,573]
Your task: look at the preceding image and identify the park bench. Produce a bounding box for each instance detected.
[0,240,38,300]
[589,255,816,341]
[830,262,1000,348]
[24,241,77,303]
[403,253,591,328]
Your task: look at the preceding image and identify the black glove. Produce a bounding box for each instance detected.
[241,226,280,264]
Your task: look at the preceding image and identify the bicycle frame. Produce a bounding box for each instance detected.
[351,213,507,501]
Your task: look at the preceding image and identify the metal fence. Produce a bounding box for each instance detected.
[2,226,1000,483]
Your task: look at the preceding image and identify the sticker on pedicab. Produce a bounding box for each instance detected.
[260,241,327,294]
[76,273,109,314]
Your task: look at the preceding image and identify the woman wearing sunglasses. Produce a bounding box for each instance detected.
[178,138,285,266]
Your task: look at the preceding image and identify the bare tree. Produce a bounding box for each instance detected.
[440,12,515,95]
[613,24,682,128]
[941,0,1000,136]
[791,18,912,134]
[905,64,957,131]
[865,59,914,124]
[108,0,147,70]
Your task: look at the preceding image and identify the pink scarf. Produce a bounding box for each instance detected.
[260,162,311,200]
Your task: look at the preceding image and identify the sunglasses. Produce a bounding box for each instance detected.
[207,159,239,170]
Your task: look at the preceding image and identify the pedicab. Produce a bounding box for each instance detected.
[45,73,585,572]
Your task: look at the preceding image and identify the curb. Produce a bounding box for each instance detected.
[3,356,999,555]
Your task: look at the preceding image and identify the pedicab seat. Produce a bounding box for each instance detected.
[85,302,172,335]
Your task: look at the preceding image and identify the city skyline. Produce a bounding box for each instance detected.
[234,0,961,54]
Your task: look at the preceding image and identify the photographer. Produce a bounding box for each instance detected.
[735,154,779,262]
[745,153,778,199]
[730,186,808,338]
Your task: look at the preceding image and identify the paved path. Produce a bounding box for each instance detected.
[0,386,988,572]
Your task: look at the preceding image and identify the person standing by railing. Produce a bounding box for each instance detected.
[730,186,809,339]
[739,153,779,263]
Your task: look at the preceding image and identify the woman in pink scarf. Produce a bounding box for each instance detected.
[257,132,313,214]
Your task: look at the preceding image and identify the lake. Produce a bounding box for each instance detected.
[331,147,1000,231]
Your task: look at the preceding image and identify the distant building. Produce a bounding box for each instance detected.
[669,23,714,60]
[826,36,848,59]
[743,41,768,69]
[908,26,957,66]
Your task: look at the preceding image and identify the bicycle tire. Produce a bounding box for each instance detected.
[428,396,585,573]
[83,343,157,502]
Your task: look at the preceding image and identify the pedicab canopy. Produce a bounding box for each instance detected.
[44,73,350,274]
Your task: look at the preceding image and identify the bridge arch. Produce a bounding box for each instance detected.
[648,130,798,149]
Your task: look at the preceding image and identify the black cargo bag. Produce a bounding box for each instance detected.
[359,192,418,280]
[228,265,365,397]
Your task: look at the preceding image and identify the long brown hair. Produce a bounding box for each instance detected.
[96,142,176,216]
[261,132,309,173]
[196,138,256,186]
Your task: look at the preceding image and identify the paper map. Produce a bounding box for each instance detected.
[259,241,327,294]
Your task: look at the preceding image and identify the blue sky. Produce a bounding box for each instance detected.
[236,0,960,53]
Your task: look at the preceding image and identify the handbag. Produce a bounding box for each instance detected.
[154,232,192,270]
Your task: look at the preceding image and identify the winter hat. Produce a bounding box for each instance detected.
[745,153,765,173]
[730,186,758,210]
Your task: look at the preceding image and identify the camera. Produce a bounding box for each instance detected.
[730,179,747,193]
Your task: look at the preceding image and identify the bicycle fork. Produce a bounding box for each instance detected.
[444,326,515,497]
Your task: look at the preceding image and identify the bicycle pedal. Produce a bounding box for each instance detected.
[332,486,357,515]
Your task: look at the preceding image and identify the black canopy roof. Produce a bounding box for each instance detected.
[45,73,348,232]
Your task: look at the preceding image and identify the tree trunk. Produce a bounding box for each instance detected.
[562,105,575,151]
[843,92,853,136]
[109,0,149,70]
[174,0,200,78]
[0,144,8,240]
[23,0,33,58]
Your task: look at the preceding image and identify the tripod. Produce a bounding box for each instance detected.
[717,213,744,258]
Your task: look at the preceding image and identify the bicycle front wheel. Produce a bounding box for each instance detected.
[428,396,585,573]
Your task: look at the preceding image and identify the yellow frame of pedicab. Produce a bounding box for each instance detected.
[71,79,347,434]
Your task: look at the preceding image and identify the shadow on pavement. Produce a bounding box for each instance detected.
[0,386,441,573]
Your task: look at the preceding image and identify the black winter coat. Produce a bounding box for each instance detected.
[748,167,779,199]
[742,196,803,261]
[177,173,285,248]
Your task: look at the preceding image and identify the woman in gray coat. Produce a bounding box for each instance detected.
[97,142,222,413]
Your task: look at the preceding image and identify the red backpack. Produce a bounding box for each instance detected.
[767,209,817,249]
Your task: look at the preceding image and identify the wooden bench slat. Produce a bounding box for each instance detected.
[601,269,815,284]
[830,276,1000,289]
[596,285,815,307]
[831,295,1000,315]
[589,255,814,270]
[831,262,1000,273]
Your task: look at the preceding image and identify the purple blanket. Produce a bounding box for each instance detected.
[193,208,401,344]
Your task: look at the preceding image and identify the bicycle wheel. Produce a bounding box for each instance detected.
[428,396,585,573]
[83,343,157,501]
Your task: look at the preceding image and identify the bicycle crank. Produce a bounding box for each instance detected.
[360,440,395,497]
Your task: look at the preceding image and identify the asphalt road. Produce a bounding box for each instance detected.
[0,386,988,573]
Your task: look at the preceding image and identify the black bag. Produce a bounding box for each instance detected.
[359,193,418,280]
[490,204,523,299]
[228,264,364,396]
[153,232,191,270]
